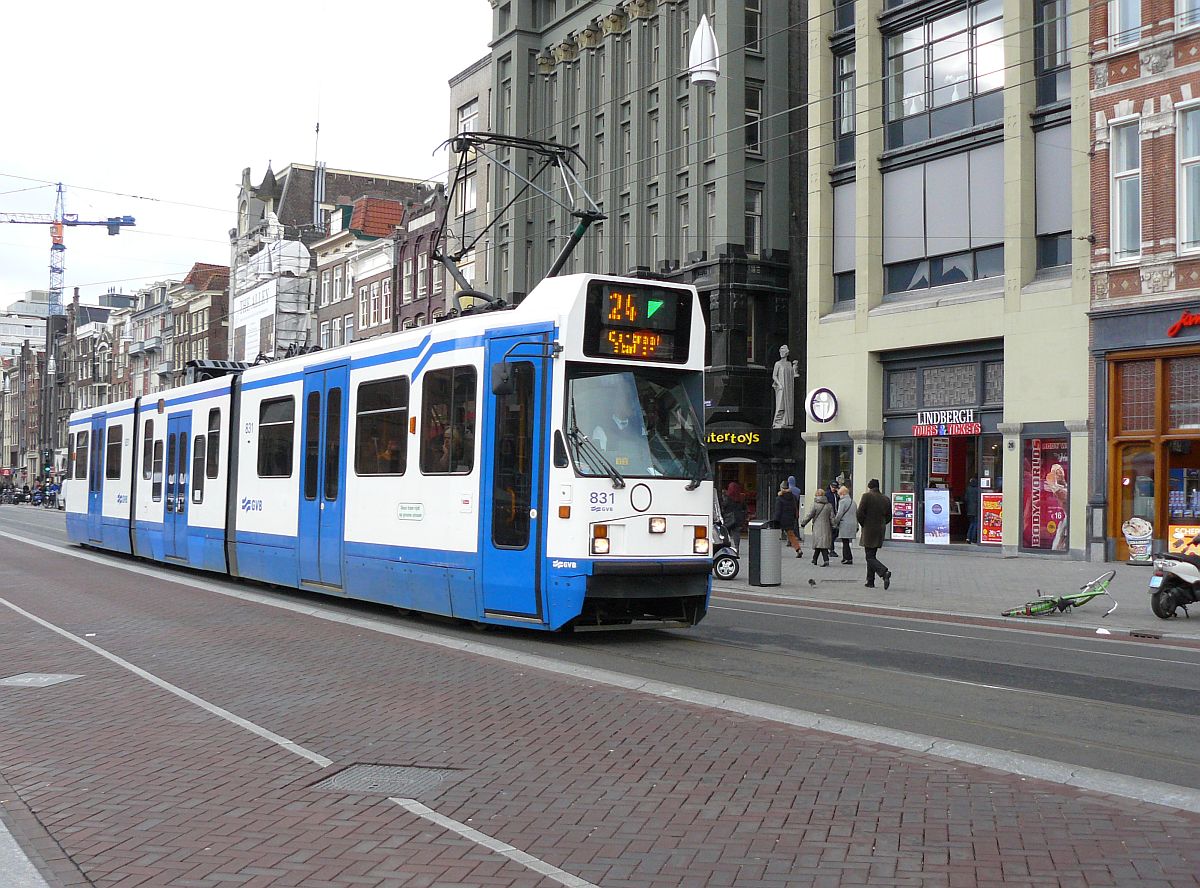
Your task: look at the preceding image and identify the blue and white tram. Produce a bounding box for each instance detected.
[64,274,713,630]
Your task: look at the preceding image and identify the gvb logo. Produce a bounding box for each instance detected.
[240,497,263,512]
[552,560,578,570]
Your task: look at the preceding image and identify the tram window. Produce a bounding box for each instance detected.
[355,376,409,476]
[142,419,154,480]
[324,387,342,500]
[303,392,320,499]
[192,435,206,504]
[258,396,295,478]
[420,366,476,475]
[106,426,122,480]
[67,433,75,480]
[492,361,534,549]
[151,440,164,501]
[206,408,220,479]
[75,431,89,481]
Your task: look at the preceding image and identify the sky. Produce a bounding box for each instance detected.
[0,0,493,309]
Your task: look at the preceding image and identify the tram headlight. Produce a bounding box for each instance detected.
[591,524,610,555]
[649,516,667,534]
[693,525,709,555]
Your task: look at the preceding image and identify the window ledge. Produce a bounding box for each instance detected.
[873,279,1003,316]
[1024,268,1072,293]
[820,304,856,323]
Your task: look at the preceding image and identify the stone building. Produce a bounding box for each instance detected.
[487,0,806,518]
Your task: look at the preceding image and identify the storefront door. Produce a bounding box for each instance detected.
[885,433,1002,543]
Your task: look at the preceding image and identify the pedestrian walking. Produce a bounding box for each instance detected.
[826,480,840,507]
[800,489,834,567]
[772,481,803,557]
[719,481,748,552]
[833,484,858,564]
[964,476,980,544]
[858,479,893,589]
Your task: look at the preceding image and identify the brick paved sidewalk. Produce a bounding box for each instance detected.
[714,540,1200,640]
[2,539,1199,887]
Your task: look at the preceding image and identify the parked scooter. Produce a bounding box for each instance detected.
[1150,532,1200,618]
[712,518,740,581]
[30,489,43,507]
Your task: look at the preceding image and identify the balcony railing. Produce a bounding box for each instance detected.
[128,340,145,356]
[155,361,172,377]
[143,336,162,353]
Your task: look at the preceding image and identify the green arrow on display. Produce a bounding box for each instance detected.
[647,299,664,318]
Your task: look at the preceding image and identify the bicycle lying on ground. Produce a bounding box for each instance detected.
[1000,570,1118,618]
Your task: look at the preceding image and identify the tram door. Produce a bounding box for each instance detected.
[87,413,106,542]
[480,334,547,619]
[164,414,191,559]
[299,364,349,589]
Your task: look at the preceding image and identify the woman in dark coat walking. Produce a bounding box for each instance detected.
[800,489,834,566]
[772,481,803,557]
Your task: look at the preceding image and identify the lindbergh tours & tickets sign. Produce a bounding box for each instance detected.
[912,409,982,437]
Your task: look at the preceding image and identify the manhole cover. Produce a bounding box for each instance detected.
[314,764,467,796]
[0,673,82,688]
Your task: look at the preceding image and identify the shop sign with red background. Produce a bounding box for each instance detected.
[981,492,1004,545]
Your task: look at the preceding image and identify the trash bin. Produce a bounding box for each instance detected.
[748,519,782,587]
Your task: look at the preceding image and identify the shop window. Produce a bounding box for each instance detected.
[922,364,977,408]
[1117,441,1155,537]
[1117,360,1155,432]
[1021,437,1070,551]
[1170,356,1200,430]
[1168,441,1200,549]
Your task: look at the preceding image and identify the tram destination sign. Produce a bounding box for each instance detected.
[912,409,981,437]
[582,279,693,364]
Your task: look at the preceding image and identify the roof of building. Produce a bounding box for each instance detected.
[349,198,405,239]
[181,262,230,291]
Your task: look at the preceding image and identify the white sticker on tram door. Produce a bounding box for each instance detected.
[459,495,473,513]
[397,503,425,521]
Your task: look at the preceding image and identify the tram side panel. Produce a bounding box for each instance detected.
[176,391,234,573]
[64,409,98,546]
[341,354,482,619]
[232,379,303,589]
[131,409,167,561]
[98,411,137,554]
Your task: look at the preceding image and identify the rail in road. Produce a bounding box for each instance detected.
[1,507,1199,886]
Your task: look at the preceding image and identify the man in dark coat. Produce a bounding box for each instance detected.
[857,479,893,589]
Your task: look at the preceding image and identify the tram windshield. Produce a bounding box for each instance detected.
[566,367,708,482]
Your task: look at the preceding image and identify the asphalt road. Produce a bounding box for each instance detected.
[5,504,1200,792]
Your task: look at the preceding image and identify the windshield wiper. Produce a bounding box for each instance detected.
[567,399,625,489]
[684,445,709,491]
[568,425,626,489]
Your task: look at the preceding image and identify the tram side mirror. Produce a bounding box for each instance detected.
[491,362,514,396]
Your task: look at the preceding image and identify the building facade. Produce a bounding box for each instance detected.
[395,198,449,331]
[805,0,1092,557]
[1090,0,1200,559]
[169,263,230,386]
[126,281,176,399]
[489,0,806,519]
[447,55,494,300]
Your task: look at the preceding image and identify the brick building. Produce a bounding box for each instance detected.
[169,263,230,386]
[1089,0,1200,558]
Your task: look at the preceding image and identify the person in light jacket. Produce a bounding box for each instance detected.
[800,489,834,567]
[833,484,858,564]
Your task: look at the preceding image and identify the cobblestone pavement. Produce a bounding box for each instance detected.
[2,538,1199,887]
[715,541,1200,641]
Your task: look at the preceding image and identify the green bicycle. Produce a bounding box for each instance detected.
[1000,570,1118,618]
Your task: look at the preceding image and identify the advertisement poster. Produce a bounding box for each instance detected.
[924,489,950,544]
[980,493,1004,545]
[1168,524,1200,556]
[930,438,950,475]
[891,492,915,541]
[1022,437,1069,550]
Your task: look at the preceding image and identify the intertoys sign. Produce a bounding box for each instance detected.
[1167,309,1200,338]
[913,409,982,437]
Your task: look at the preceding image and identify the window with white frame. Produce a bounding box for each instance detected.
[678,195,690,255]
[1181,108,1200,251]
[370,281,381,326]
[344,313,355,343]
[382,279,392,322]
[320,269,331,306]
[417,253,428,296]
[402,258,413,302]
[332,316,343,347]
[359,286,369,329]
[459,172,477,215]
[333,266,343,302]
[1111,121,1141,261]
[431,259,443,295]
[1110,0,1141,47]
[457,98,479,134]
[1181,0,1200,28]
[461,249,476,286]
[745,84,763,155]
[746,0,762,50]
[745,187,764,256]
[320,321,330,350]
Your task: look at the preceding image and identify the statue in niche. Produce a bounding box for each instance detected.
[771,344,800,430]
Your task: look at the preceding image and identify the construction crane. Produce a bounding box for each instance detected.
[0,182,135,479]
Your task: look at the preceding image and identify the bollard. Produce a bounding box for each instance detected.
[748,519,782,587]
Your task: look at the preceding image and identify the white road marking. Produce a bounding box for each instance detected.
[391,798,601,888]
[4,529,1200,816]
